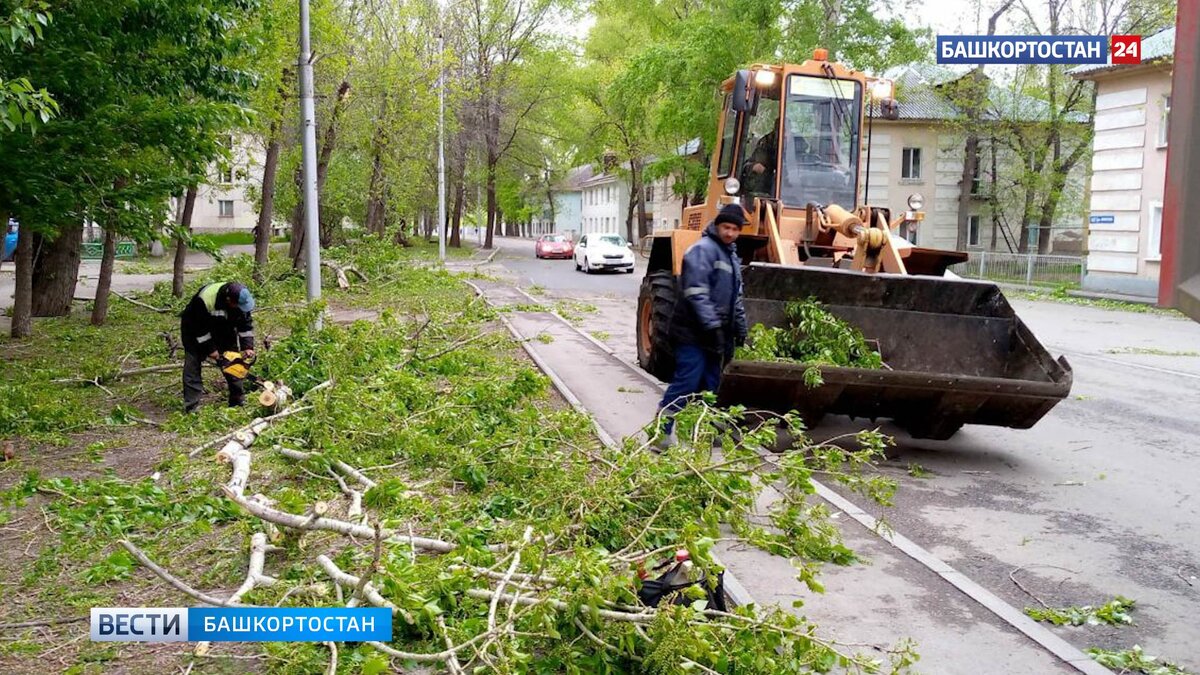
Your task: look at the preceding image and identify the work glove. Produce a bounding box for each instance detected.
[213,354,231,369]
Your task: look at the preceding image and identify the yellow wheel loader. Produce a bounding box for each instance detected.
[636,52,1072,440]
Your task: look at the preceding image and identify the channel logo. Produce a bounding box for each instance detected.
[90,607,392,642]
[936,35,1137,65]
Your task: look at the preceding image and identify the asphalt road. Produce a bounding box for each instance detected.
[486,235,1200,670]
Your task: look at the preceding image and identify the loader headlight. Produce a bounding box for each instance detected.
[724,177,740,195]
[907,192,925,210]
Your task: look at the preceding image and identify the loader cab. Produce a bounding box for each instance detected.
[713,65,864,214]
[778,74,861,209]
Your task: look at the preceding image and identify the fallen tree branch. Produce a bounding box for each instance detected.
[451,565,558,587]
[1008,565,1077,610]
[316,555,412,623]
[190,379,331,458]
[322,261,351,289]
[217,445,253,498]
[438,616,467,675]
[490,526,534,636]
[464,588,653,623]
[326,466,364,521]
[277,447,376,489]
[324,641,337,675]
[160,332,180,359]
[574,617,639,660]
[321,261,365,289]
[0,616,89,630]
[194,533,278,656]
[365,629,503,664]
[114,291,169,313]
[353,524,384,603]
[53,363,183,387]
[120,540,245,607]
[401,331,497,368]
[228,489,458,552]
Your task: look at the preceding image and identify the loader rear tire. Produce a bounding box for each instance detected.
[637,270,677,382]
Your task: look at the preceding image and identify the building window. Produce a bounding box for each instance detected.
[901,147,922,180]
[645,185,655,204]
[219,200,234,218]
[219,167,234,184]
[1148,201,1162,261]
[220,134,234,151]
[967,215,981,247]
[1158,95,1171,147]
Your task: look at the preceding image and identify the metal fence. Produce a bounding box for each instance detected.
[81,241,136,260]
[951,250,1085,289]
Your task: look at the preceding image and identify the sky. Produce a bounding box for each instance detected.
[551,0,1055,54]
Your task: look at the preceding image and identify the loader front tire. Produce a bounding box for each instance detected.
[637,270,677,382]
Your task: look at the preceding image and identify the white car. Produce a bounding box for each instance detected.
[574,233,635,274]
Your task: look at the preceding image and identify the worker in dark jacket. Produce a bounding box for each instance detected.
[656,204,748,446]
[180,281,256,412]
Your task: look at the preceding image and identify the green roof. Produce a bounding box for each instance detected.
[1069,27,1174,77]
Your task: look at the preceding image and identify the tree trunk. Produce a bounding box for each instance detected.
[450,182,464,247]
[484,161,496,249]
[393,217,410,247]
[90,226,118,326]
[291,79,351,264]
[31,227,82,317]
[636,165,650,240]
[364,97,389,237]
[958,133,980,251]
[365,150,386,235]
[317,80,351,249]
[9,213,32,338]
[254,130,281,285]
[1017,184,1037,254]
[173,185,198,297]
[989,137,1000,250]
[288,165,304,265]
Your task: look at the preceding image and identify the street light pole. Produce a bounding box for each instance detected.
[436,8,447,263]
[299,0,323,327]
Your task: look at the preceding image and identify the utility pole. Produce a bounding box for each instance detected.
[299,0,323,327]
[437,9,447,263]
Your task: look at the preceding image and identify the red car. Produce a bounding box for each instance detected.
[535,233,574,259]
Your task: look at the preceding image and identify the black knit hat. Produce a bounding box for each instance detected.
[714,204,746,227]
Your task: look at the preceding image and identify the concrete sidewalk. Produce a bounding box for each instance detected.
[463,266,1107,673]
[0,244,267,334]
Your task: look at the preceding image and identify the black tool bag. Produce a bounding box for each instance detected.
[636,558,728,612]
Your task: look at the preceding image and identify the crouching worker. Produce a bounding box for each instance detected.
[655,204,748,449]
[180,281,257,413]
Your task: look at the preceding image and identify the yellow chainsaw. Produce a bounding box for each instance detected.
[219,351,258,383]
[219,351,292,409]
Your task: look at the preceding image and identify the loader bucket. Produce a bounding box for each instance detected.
[718,263,1072,439]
